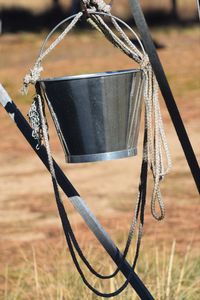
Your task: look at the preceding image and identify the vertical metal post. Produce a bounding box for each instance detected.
[129,0,200,193]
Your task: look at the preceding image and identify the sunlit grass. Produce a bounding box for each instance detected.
[2,240,200,300]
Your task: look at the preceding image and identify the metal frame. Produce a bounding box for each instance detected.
[0,1,199,299]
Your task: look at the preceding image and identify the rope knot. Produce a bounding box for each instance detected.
[82,0,111,13]
[140,54,151,71]
[22,63,43,95]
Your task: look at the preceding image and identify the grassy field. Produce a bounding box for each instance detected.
[0,4,200,299]
[2,241,200,299]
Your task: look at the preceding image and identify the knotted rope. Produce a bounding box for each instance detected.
[82,0,111,13]
[22,12,83,94]
[26,1,172,297]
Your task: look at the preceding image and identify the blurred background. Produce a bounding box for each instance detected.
[0,0,199,32]
[0,1,199,299]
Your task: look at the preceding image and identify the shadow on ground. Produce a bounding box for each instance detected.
[1,4,71,33]
[0,4,199,33]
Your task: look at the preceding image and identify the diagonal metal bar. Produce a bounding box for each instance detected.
[0,84,154,299]
[129,0,200,193]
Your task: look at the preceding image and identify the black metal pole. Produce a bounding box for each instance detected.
[129,0,200,193]
[0,85,154,300]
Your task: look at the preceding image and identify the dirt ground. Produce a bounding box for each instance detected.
[0,18,200,298]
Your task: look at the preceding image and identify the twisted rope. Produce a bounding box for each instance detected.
[22,12,83,94]
[83,0,111,13]
[85,8,172,221]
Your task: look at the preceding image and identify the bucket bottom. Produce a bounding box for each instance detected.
[66,148,137,163]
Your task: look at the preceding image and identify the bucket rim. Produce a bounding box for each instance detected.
[37,69,142,83]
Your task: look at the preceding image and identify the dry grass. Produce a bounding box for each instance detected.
[1,240,200,299]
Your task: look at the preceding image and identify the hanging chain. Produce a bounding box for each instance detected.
[28,97,42,149]
[28,95,48,149]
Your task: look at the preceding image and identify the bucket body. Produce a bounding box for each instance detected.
[38,69,144,163]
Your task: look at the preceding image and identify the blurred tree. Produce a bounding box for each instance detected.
[52,0,82,13]
[172,0,178,18]
[52,0,62,10]
[71,0,82,13]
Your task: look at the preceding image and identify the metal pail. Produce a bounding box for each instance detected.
[37,69,144,163]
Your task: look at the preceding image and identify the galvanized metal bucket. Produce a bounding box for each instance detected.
[37,69,144,163]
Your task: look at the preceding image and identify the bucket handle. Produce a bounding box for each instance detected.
[39,11,146,59]
[22,10,147,94]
